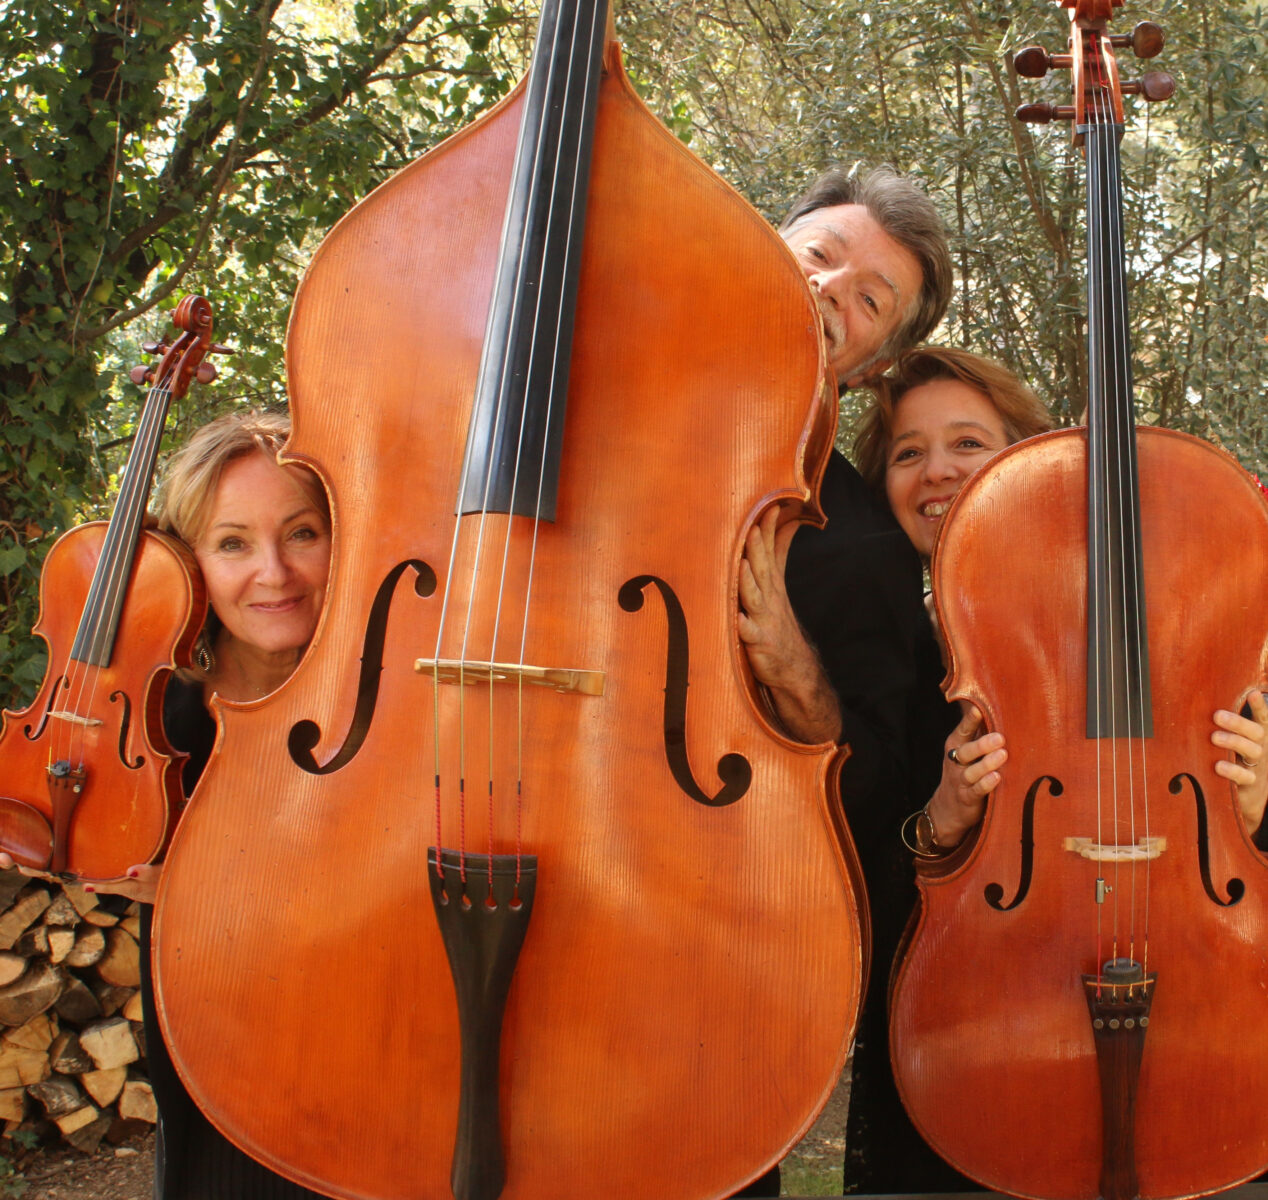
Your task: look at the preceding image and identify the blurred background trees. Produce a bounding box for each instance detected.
[2,0,1266,696]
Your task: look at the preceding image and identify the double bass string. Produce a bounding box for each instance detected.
[434,0,602,893]
[506,0,606,894]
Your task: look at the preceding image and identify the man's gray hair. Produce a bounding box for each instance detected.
[781,165,953,365]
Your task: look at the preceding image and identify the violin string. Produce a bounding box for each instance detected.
[61,376,172,775]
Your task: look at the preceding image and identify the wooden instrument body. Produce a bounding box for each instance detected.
[154,47,863,1200]
[0,523,203,879]
[891,427,1268,1199]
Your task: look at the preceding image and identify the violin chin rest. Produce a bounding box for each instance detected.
[0,799,52,870]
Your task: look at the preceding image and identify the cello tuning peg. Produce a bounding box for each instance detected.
[208,342,235,357]
[195,363,218,385]
[140,340,163,355]
[128,365,152,386]
[1122,70,1176,102]
[1013,46,1073,78]
[1016,102,1076,125]
[1111,21,1165,59]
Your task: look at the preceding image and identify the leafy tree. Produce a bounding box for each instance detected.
[0,0,528,699]
[620,0,1268,458]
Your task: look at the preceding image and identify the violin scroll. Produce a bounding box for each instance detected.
[128,296,233,394]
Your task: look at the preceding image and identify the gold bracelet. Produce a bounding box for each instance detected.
[901,805,949,859]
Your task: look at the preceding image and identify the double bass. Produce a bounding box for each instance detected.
[153,3,865,1197]
[890,3,1268,1197]
[0,296,220,880]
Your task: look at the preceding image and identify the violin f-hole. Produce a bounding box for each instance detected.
[984,774,1061,910]
[23,675,67,742]
[1170,772,1245,907]
[109,690,144,770]
[618,574,751,807]
[289,559,437,775]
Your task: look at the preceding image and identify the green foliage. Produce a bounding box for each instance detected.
[618,0,1268,461]
[0,0,527,702]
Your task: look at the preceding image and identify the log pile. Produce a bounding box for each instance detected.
[0,869,155,1154]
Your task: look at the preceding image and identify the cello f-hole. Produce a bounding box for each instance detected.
[983,773,1061,911]
[1170,772,1245,907]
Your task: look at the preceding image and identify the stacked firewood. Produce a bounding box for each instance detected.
[0,869,155,1154]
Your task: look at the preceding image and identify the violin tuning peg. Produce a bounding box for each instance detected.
[128,365,151,386]
[1016,102,1076,125]
[1122,70,1176,102]
[195,363,218,385]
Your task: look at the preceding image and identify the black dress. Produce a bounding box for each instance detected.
[785,450,972,1194]
[138,676,326,1200]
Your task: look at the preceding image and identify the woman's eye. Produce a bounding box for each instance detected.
[217,537,246,553]
[289,525,317,543]
[892,447,919,464]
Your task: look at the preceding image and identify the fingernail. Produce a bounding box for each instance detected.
[84,885,95,893]
[126,868,138,878]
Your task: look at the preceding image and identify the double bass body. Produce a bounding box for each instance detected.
[153,18,863,1200]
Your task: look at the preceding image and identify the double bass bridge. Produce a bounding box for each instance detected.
[415,657,605,697]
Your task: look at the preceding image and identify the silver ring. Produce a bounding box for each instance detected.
[947,748,960,764]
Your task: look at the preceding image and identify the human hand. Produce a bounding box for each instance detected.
[84,863,160,905]
[738,506,841,743]
[926,704,1007,849]
[1213,690,1268,834]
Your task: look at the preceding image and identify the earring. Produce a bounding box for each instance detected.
[194,634,215,674]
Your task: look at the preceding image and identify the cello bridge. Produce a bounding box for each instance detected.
[414,657,605,697]
[1063,835,1166,862]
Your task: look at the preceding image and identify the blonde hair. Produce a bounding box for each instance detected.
[853,346,1054,493]
[156,410,327,544]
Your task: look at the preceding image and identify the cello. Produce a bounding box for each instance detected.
[0,296,221,880]
[889,3,1268,1198]
[152,3,865,1198]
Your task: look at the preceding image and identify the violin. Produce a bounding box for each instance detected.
[0,295,224,880]
[888,5,1268,1197]
[151,3,867,1197]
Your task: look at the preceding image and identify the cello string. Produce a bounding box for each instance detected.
[1103,62,1153,977]
[1091,41,1146,974]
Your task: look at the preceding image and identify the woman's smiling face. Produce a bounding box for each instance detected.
[884,378,1010,558]
[192,451,331,656]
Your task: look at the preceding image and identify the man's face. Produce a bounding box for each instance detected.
[782,203,923,388]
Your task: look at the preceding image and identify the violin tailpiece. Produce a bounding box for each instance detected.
[428,847,538,1200]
